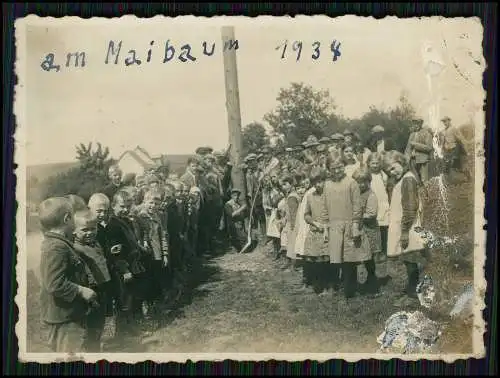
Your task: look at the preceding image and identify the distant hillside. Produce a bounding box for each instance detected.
[27,161,79,184]
[27,155,192,183]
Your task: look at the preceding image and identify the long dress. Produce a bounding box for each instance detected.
[387,171,426,260]
[323,176,370,264]
[292,187,315,257]
[266,187,283,239]
[300,190,330,261]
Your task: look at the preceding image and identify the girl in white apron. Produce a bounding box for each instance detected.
[280,175,300,270]
[293,176,314,259]
[385,151,428,298]
[367,152,392,285]
[265,180,284,259]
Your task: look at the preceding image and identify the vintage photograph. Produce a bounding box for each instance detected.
[15,15,485,362]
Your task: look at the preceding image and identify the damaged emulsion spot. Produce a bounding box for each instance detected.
[377,311,442,354]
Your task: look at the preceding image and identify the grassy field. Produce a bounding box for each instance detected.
[24,172,474,354]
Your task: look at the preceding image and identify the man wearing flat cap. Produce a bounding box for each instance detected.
[302,135,321,164]
[439,116,470,180]
[328,133,344,161]
[405,118,434,183]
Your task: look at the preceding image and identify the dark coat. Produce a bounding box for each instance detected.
[96,216,144,276]
[39,232,92,324]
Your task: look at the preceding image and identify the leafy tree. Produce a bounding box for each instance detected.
[40,142,116,203]
[264,82,336,146]
[242,122,269,154]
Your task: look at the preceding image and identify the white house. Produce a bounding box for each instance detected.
[116,145,158,177]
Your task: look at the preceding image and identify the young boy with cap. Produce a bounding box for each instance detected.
[38,197,98,353]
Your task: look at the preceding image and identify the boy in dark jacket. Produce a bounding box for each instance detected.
[38,197,98,353]
[88,193,140,340]
[73,209,112,351]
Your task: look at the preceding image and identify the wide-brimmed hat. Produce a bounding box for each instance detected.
[330,133,344,141]
[292,145,305,152]
[371,125,385,134]
[243,153,258,163]
[319,136,331,144]
[195,146,214,155]
[302,135,320,149]
[343,129,354,136]
[412,118,424,125]
[231,188,242,194]
[285,147,294,153]
[316,143,327,152]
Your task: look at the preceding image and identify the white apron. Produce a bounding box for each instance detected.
[370,171,390,227]
[292,187,315,257]
[266,209,281,238]
[387,171,426,258]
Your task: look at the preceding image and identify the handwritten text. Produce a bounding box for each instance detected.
[275,40,342,62]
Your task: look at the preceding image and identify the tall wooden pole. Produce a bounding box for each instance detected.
[221,26,246,197]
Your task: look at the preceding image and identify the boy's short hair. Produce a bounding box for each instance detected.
[383,150,408,172]
[113,190,131,206]
[309,167,327,184]
[327,156,344,169]
[108,165,122,175]
[164,183,175,194]
[143,189,163,202]
[352,168,372,183]
[65,194,88,212]
[366,152,383,166]
[88,193,110,209]
[74,209,97,227]
[172,181,185,191]
[39,197,73,231]
[280,175,295,186]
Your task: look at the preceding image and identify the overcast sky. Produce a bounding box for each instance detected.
[17,16,484,165]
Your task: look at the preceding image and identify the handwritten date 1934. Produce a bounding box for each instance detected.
[276,40,342,62]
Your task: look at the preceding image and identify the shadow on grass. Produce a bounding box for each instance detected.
[155,242,230,329]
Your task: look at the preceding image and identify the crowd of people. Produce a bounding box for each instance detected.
[37,116,470,353]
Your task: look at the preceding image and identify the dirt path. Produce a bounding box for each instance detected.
[141,244,414,354]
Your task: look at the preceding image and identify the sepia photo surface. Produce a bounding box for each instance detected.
[15,15,486,363]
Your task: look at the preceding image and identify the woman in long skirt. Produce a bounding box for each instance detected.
[385,151,428,299]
